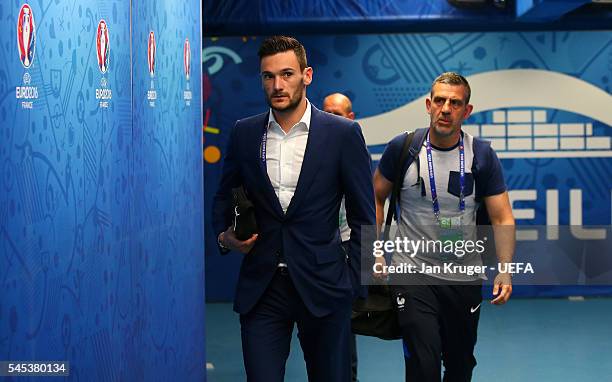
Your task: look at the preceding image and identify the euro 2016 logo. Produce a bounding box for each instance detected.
[147,31,157,107]
[148,31,156,77]
[183,37,193,106]
[184,38,191,80]
[17,4,36,69]
[95,20,112,108]
[96,20,109,74]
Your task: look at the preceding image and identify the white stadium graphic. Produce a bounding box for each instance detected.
[359,69,612,160]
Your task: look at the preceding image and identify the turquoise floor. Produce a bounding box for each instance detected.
[206,298,612,381]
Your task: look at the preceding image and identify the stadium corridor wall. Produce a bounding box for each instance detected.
[0,1,205,380]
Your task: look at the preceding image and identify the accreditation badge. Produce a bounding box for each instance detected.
[437,216,464,260]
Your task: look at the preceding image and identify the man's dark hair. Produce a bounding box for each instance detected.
[258,36,308,71]
[431,72,471,103]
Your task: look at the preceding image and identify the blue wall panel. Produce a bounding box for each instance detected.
[132,0,204,379]
[1,1,204,380]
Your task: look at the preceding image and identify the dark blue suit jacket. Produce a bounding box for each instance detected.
[213,105,375,317]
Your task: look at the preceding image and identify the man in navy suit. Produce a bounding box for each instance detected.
[212,36,375,381]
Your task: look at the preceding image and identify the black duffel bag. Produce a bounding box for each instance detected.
[351,284,401,340]
[351,131,422,341]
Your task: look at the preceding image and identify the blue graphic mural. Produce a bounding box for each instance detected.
[1,1,204,380]
[204,32,612,300]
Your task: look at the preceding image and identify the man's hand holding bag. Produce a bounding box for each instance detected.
[218,186,259,254]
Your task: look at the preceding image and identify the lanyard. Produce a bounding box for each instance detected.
[425,131,465,220]
[260,125,268,164]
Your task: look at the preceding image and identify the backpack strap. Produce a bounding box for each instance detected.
[472,136,493,225]
[471,136,492,178]
[382,128,428,240]
[396,127,428,209]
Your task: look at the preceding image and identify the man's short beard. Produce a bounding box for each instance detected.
[267,87,304,113]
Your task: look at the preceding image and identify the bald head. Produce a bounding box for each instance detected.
[323,93,355,120]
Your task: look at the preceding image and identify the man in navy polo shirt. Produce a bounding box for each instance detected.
[373,72,515,381]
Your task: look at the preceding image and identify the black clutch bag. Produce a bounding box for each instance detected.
[232,186,258,240]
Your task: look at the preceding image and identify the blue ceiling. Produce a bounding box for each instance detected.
[203,0,612,35]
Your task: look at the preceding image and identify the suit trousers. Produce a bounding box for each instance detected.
[240,267,353,382]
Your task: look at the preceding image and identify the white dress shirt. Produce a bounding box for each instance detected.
[265,100,311,214]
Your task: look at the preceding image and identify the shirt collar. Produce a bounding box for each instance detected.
[267,98,311,132]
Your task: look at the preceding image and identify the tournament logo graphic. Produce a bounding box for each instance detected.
[183,38,192,106]
[16,3,38,109]
[147,31,157,107]
[184,38,191,80]
[17,4,36,68]
[96,20,109,74]
[148,31,156,77]
[95,19,111,108]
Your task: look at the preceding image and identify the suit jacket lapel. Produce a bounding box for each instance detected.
[247,113,285,218]
[284,106,328,219]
